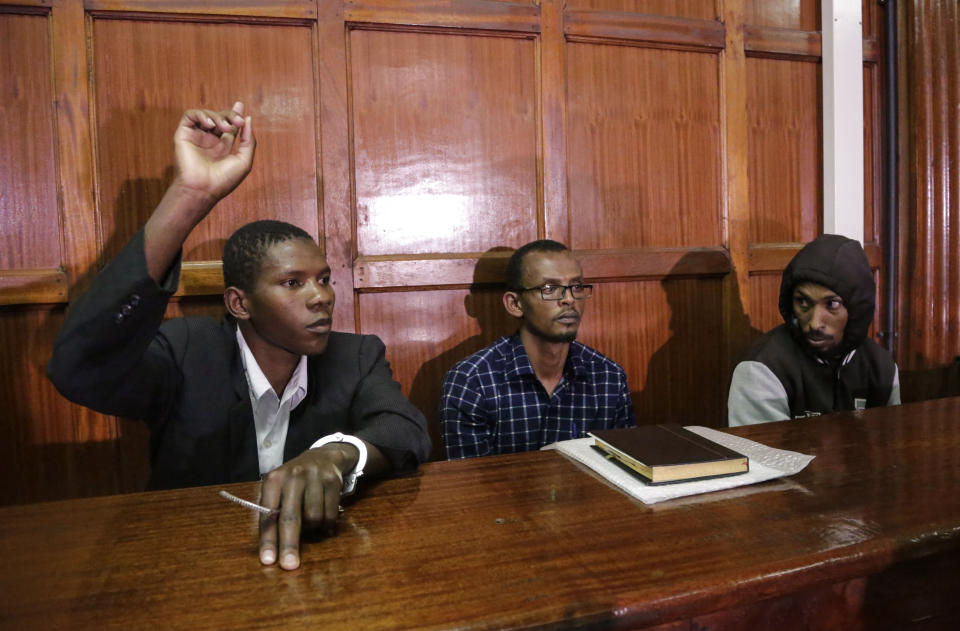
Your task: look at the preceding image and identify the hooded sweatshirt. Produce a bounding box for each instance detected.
[728,234,900,426]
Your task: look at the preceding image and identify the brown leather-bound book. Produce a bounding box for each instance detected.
[588,424,749,485]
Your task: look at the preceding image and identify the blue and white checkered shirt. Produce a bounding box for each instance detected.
[441,334,636,459]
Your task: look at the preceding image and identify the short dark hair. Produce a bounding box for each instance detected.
[222,220,313,291]
[505,239,569,291]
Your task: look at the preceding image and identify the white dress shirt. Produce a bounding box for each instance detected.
[236,328,308,475]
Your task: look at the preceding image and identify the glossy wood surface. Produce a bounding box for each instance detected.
[566,43,721,249]
[350,28,539,255]
[3,398,960,630]
[897,0,960,375]
[92,17,319,263]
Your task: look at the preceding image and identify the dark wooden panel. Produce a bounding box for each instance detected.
[897,0,960,370]
[580,277,727,428]
[746,56,821,245]
[566,42,722,249]
[745,0,818,31]
[747,272,783,336]
[92,17,319,262]
[565,0,717,21]
[0,11,59,270]
[356,276,518,460]
[0,308,143,505]
[350,28,539,256]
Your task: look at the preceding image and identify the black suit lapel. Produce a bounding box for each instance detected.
[223,318,260,482]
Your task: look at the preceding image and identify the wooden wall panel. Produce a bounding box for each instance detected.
[0,308,135,505]
[0,12,59,270]
[565,43,722,249]
[350,29,539,256]
[746,0,818,31]
[747,273,785,337]
[0,0,890,503]
[357,283,516,460]
[746,56,821,246]
[579,278,727,427]
[92,17,319,262]
[896,0,960,393]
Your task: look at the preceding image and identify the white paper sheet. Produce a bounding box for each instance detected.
[545,425,815,505]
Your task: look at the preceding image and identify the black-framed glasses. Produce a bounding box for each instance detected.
[520,283,593,301]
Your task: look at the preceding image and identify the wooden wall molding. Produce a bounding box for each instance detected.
[0,270,68,305]
[82,0,317,19]
[344,0,539,32]
[564,9,724,50]
[748,242,882,273]
[354,247,731,290]
[743,25,820,59]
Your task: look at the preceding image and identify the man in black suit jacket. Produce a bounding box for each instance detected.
[47,102,430,571]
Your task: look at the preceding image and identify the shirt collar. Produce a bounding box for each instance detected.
[235,327,308,407]
[503,333,588,381]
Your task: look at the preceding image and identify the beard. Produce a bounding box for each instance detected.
[527,323,578,344]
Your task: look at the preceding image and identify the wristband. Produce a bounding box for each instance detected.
[310,432,367,496]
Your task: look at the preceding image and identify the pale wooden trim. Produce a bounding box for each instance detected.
[0,269,69,305]
[175,261,225,297]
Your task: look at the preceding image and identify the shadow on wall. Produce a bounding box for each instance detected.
[630,252,761,429]
[407,247,517,461]
[900,356,960,403]
[3,176,169,506]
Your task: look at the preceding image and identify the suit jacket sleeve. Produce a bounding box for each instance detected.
[46,229,183,427]
[303,333,431,472]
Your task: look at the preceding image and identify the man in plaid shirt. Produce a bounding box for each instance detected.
[441,240,636,459]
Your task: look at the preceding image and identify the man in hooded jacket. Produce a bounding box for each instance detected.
[728,234,900,426]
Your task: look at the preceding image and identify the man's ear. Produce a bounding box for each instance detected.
[502,291,524,319]
[224,287,251,320]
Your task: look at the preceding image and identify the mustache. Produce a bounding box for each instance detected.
[805,331,833,342]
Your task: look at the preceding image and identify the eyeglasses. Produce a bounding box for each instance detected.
[520,283,593,301]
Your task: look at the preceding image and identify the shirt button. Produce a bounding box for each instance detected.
[264,439,272,448]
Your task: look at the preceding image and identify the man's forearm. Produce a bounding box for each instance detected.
[143,180,217,283]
